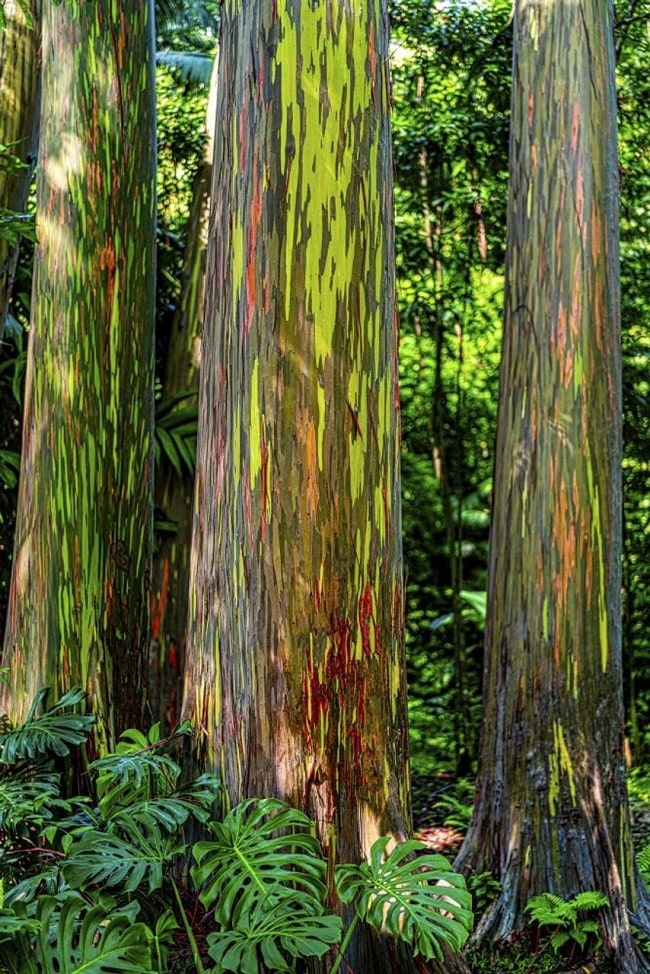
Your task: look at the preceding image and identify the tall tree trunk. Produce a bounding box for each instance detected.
[183,3,417,970]
[455,0,650,968]
[0,0,41,339]
[1,0,156,756]
[149,56,217,729]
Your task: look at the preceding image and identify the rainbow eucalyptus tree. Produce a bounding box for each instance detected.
[183,1,416,969]
[150,56,217,729]
[1,0,156,754]
[0,0,41,338]
[455,0,650,967]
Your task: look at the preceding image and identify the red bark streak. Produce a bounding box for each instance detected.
[245,158,262,337]
[346,399,363,438]
[301,662,330,749]
[304,420,318,517]
[314,575,325,614]
[359,581,374,657]
[63,645,71,682]
[150,557,169,640]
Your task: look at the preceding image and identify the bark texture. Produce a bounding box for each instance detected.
[0,0,41,338]
[150,57,217,729]
[183,2,415,970]
[1,0,156,754]
[455,0,649,968]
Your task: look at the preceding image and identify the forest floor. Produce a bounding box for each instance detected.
[409,773,650,974]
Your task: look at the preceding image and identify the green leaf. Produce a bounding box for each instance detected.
[156,426,183,477]
[192,798,327,924]
[0,688,93,764]
[206,899,341,974]
[91,722,192,811]
[62,823,183,894]
[0,763,61,831]
[335,837,473,962]
[29,894,153,973]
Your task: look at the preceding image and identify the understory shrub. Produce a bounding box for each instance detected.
[0,688,473,973]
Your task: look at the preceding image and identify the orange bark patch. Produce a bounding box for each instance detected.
[150,557,170,641]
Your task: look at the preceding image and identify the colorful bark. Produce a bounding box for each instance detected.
[150,56,217,729]
[456,0,648,965]
[0,0,41,338]
[183,2,414,969]
[1,0,156,754]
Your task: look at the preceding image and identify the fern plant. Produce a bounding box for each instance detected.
[637,841,650,886]
[525,890,608,957]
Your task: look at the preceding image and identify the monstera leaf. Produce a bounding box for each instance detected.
[206,897,342,974]
[191,797,327,922]
[335,837,473,962]
[0,688,92,764]
[62,822,183,895]
[1,894,152,973]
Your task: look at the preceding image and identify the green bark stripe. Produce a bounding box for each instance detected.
[184,0,411,906]
[1,0,156,752]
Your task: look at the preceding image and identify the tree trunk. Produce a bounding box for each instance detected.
[455,0,650,968]
[149,56,217,729]
[1,0,156,756]
[183,2,418,970]
[0,0,41,339]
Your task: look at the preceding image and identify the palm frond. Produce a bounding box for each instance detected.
[157,50,214,85]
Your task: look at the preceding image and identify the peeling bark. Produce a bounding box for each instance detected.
[1,0,156,754]
[183,2,418,970]
[455,0,649,969]
[0,0,41,338]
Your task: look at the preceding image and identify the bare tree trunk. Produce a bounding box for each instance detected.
[455,0,649,968]
[0,0,41,338]
[183,3,420,970]
[1,0,156,755]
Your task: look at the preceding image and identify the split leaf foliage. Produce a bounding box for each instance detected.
[0,688,473,973]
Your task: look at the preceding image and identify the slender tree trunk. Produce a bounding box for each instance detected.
[1,0,156,756]
[183,3,418,970]
[455,0,650,968]
[0,0,41,339]
[150,56,217,729]
[418,140,472,770]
